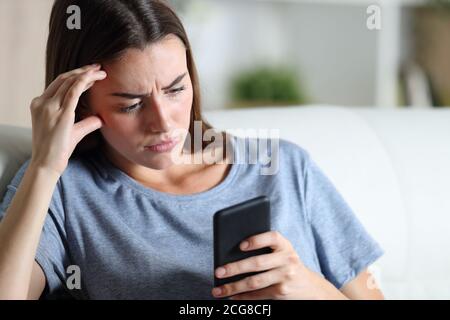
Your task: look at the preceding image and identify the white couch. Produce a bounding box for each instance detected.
[1,105,449,299]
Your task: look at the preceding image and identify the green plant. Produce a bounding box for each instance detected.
[428,0,450,9]
[229,66,307,108]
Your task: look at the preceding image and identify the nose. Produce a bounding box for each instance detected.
[144,94,172,133]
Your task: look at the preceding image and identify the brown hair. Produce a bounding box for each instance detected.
[45,0,229,158]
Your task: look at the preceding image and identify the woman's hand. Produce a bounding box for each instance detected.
[212,231,348,300]
[29,64,107,176]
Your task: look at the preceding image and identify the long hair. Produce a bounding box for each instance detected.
[45,0,229,158]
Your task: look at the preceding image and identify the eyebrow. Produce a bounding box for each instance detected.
[110,72,187,99]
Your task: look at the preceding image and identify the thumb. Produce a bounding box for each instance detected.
[72,115,103,145]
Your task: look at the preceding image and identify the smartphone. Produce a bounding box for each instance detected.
[213,195,272,288]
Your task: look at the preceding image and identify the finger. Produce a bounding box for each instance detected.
[241,231,289,253]
[54,69,105,108]
[42,64,101,99]
[52,74,83,107]
[72,115,103,145]
[61,70,107,113]
[213,268,283,298]
[44,64,101,98]
[229,285,281,300]
[216,251,286,279]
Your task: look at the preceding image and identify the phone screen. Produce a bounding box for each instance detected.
[213,195,272,287]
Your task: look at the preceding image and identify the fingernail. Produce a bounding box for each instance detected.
[98,71,107,77]
[91,63,101,68]
[241,241,249,250]
[212,287,222,296]
[216,267,226,277]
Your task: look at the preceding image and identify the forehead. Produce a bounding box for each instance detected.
[101,35,187,91]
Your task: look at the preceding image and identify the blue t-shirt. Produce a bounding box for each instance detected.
[0,135,383,299]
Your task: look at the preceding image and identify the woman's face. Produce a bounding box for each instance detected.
[87,35,193,171]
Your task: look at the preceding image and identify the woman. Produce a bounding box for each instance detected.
[0,0,384,300]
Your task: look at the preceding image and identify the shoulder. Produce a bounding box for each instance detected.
[278,137,311,165]
[231,135,312,176]
[63,152,107,180]
[5,158,32,189]
[6,152,103,187]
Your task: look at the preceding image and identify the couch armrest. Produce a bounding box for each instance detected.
[0,125,32,200]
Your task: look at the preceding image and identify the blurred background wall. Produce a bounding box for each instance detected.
[0,0,53,128]
[179,0,378,110]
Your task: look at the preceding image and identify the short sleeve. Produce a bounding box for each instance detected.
[303,152,384,290]
[0,159,72,299]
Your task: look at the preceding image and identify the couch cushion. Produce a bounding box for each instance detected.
[352,108,450,299]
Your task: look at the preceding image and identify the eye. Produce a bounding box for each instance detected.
[120,101,143,114]
[166,86,186,97]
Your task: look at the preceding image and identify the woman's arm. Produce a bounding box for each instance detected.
[340,268,384,300]
[0,165,59,299]
[0,64,106,299]
[27,260,46,300]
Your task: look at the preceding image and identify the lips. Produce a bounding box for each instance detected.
[144,136,179,153]
[148,138,175,147]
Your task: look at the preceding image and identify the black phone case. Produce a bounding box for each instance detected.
[213,195,272,288]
